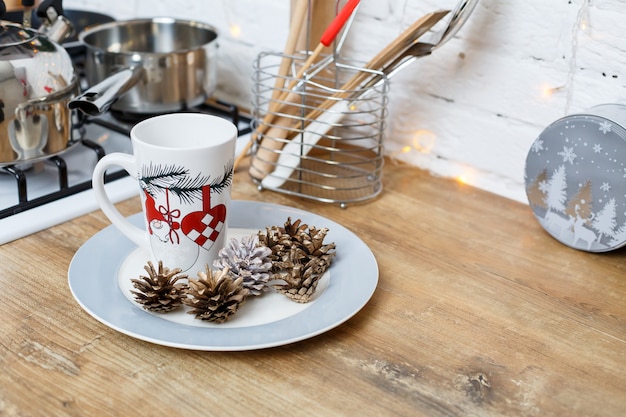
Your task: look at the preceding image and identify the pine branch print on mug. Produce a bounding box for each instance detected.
[141,163,232,254]
[92,113,237,274]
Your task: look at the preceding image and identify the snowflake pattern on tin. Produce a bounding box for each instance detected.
[525,114,626,252]
[599,120,612,134]
[558,146,577,164]
[531,139,544,154]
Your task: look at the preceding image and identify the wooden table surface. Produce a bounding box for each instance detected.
[1,160,624,417]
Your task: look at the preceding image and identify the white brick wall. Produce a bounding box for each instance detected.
[64,0,626,203]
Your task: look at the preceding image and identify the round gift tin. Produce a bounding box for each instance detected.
[525,104,626,252]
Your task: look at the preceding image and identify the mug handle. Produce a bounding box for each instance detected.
[92,153,148,249]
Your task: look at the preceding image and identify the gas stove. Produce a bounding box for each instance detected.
[0,102,251,245]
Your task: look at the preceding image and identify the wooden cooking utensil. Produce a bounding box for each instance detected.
[236,0,360,172]
[232,0,310,170]
[293,0,336,54]
[271,0,310,103]
[248,9,449,182]
[300,9,450,127]
[255,0,360,138]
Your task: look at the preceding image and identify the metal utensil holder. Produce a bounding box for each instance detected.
[251,51,389,206]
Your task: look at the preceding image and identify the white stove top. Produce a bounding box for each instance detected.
[0,113,251,245]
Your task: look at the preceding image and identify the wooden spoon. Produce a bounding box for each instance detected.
[248,9,450,182]
[237,0,360,172]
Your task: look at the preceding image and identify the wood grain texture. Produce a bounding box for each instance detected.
[0,159,624,417]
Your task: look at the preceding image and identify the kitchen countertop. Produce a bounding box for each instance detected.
[1,159,624,416]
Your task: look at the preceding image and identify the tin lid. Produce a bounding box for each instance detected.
[525,112,626,252]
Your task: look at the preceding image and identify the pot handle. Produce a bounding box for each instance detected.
[35,0,74,43]
[68,65,143,116]
[36,0,64,23]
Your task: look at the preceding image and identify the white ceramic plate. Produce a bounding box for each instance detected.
[68,200,378,350]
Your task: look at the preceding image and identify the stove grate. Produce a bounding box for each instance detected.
[0,139,125,219]
[0,101,249,220]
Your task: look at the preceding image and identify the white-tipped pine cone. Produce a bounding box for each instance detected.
[214,234,273,296]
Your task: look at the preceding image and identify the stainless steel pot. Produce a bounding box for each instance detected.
[0,0,78,165]
[69,18,218,116]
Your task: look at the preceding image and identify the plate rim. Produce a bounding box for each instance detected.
[68,200,378,351]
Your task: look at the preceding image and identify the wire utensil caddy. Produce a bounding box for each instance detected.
[250,51,389,206]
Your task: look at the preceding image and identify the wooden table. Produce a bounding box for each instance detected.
[1,160,624,416]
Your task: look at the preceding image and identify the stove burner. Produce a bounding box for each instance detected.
[0,17,251,243]
[0,99,250,222]
[109,109,170,125]
[108,99,243,133]
[0,140,108,217]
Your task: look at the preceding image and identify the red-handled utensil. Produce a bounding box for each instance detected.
[320,0,360,46]
[289,0,360,88]
[235,0,361,171]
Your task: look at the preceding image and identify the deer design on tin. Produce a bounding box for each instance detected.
[573,205,597,250]
[543,210,574,239]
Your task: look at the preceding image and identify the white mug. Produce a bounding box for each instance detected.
[92,113,237,273]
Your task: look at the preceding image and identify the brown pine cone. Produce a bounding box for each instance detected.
[183,266,249,323]
[130,260,188,313]
[258,217,336,303]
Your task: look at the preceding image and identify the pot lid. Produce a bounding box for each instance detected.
[0,23,37,48]
[0,22,73,99]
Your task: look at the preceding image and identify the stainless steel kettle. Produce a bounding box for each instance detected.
[0,0,78,165]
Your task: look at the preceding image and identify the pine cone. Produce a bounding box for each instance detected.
[272,260,320,303]
[130,260,188,313]
[183,266,249,323]
[299,225,336,272]
[258,217,336,303]
[213,234,273,296]
[282,217,309,238]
